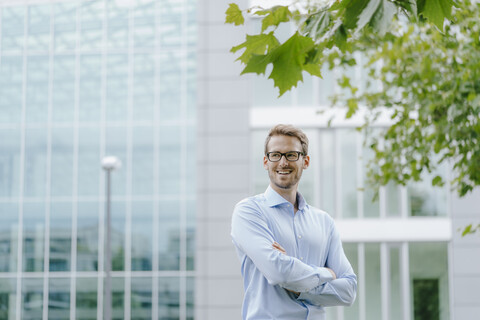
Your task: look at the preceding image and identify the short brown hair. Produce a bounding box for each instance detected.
[264,124,309,155]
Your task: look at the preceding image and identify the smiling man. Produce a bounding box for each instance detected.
[231,124,357,320]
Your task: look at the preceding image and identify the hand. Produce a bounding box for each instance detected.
[272,241,287,255]
[326,267,337,280]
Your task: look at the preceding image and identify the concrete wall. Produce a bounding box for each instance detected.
[196,1,251,319]
[450,188,480,319]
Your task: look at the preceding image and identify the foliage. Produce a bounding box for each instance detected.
[225,0,456,96]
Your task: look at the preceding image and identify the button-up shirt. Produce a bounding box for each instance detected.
[231,186,357,320]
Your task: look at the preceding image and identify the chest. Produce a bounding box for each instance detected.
[265,207,331,265]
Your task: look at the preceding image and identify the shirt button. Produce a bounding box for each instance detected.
[300,257,304,260]
[298,235,302,239]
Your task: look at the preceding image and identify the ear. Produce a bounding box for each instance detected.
[303,155,310,169]
[263,156,269,170]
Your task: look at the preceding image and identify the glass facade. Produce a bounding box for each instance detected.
[0,0,196,319]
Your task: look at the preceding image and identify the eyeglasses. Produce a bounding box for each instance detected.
[266,151,304,162]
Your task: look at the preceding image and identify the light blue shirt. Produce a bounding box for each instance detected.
[231,186,357,320]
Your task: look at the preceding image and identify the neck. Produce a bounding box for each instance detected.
[271,184,297,207]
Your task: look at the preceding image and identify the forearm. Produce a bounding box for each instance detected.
[298,275,357,307]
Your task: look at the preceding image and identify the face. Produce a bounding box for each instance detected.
[263,135,309,192]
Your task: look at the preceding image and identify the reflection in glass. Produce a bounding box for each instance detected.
[76,277,97,320]
[389,246,401,320]
[51,128,74,197]
[26,56,49,123]
[131,278,152,320]
[0,278,17,319]
[77,202,99,272]
[133,54,154,121]
[410,243,449,320]
[79,55,101,122]
[159,52,181,120]
[22,278,43,319]
[77,127,100,196]
[24,128,47,198]
[408,166,447,217]
[28,5,50,51]
[52,56,75,122]
[319,130,335,216]
[186,125,196,195]
[340,129,358,218]
[23,202,45,272]
[106,127,127,196]
[49,202,72,272]
[131,202,153,271]
[112,277,125,320]
[111,201,126,271]
[0,203,18,272]
[48,278,70,319]
[132,127,153,196]
[158,126,181,195]
[159,277,179,320]
[0,56,23,123]
[365,243,381,320]
[0,128,21,197]
[186,200,195,271]
[54,3,77,52]
[158,201,179,270]
[186,277,194,320]
[106,55,128,122]
[2,7,25,53]
[80,1,104,51]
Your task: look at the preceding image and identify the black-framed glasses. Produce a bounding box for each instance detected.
[266,151,304,162]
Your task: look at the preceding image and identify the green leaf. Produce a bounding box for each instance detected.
[303,63,322,77]
[432,175,444,186]
[241,54,270,75]
[369,0,398,35]
[462,224,472,237]
[256,6,292,32]
[267,32,315,96]
[346,98,358,118]
[230,32,279,64]
[343,0,370,30]
[419,0,455,30]
[225,3,244,26]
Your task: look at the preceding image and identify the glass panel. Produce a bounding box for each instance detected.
[24,128,47,198]
[0,203,19,272]
[389,245,401,320]
[317,64,335,106]
[362,133,380,218]
[28,5,50,52]
[131,201,153,271]
[107,0,128,50]
[186,277,194,320]
[111,201,126,271]
[339,129,358,218]
[365,243,381,320]
[106,55,128,122]
[106,127,127,197]
[80,1,104,51]
[132,127,153,196]
[343,243,359,320]
[77,127,100,196]
[54,3,77,52]
[158,126,180,195]
[76,277,97,320]
[1,7,25,53]
[158,18,181,48]
[112,277,125,320]
[0,128,21,198]
[186,199,195,271]
[79,55,102,122]
[0,56,23,124]
[51,128,74,197]
[386,183,400,217]
[77,201,99,272]
[407,165,448,217]
[158,277,179,320]
[252,130,269,195]
[410,243,449,320]
[133,3,154,49]
[131,277,152,320]
[159,52,181,120]
[186,51,196,121]
[26,55,49,123]
[186,125,196,195]
[319,129,335,216]
[21,278,43,320]
[23,202,45,272]
[49,202,72,272]
[133,54,154,122]
[0,278,17,320]
[48,278,70,320]
[52,55,75,123]
[158,200,180,270]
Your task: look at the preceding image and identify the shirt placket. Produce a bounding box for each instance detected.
[292,209,304,262]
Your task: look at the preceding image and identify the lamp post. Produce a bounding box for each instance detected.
[101,156,121,320]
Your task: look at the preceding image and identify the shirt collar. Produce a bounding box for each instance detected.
[264,185,308,211]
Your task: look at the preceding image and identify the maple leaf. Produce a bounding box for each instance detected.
[230,32,279,64]
[225,3,244,26]
[419,0,455,30]
[267,32,315,96]
[255,6,292,32]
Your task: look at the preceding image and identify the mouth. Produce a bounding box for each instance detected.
[276,170,292,176]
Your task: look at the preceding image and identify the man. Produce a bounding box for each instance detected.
[231,124,357,319]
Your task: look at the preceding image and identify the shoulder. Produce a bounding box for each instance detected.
[306,205,336,227]
[234,193,267,213]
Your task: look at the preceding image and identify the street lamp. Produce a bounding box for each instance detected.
[101,156,121,320]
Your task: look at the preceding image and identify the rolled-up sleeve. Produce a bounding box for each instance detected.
[231,200,334,293]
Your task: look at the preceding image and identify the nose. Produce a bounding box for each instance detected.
[278,155,289,166]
